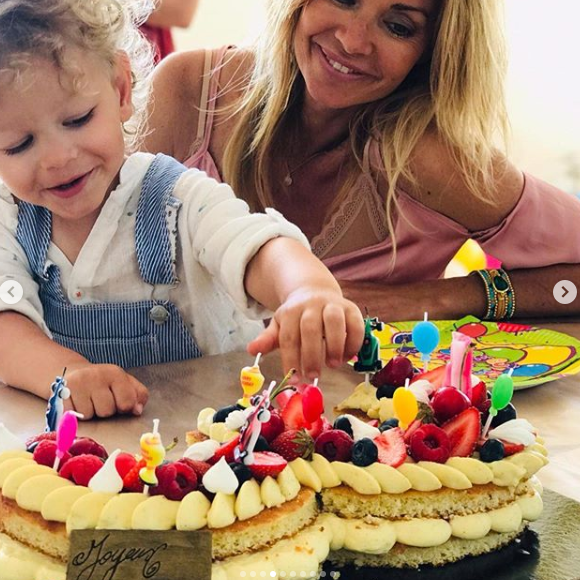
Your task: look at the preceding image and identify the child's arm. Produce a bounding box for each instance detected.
[244,237,364,380]
[0,311,149,419]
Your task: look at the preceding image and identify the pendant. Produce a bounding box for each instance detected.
[283,174,293,187]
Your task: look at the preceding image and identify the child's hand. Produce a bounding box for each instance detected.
[247,288,364,379]
[62,363,149,420]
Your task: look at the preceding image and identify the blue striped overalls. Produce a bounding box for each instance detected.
[16,154,202,368]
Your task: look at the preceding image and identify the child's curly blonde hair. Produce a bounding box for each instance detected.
[0,0,155,152]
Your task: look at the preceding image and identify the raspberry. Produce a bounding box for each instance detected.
[123,458,146,492]
[409,424,451,463]
[177,458,211,479]
[314,430,353,462]
[68,437,108,460]
[150,462,198,501]
[32,440,71,469]
[115,452,138,479]
[59,454,104,486]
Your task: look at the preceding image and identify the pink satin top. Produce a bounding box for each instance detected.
[185,48,580,284]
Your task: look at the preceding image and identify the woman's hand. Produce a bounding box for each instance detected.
[63,363,149,420]
[247,288,364,380]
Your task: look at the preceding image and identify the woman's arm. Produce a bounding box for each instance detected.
[145,0,199,29]
[340,263,580,322]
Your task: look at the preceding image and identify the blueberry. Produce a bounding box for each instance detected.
[254,436,270,452]
[213,404,242,424]
[351,438,378,467]
[333,416,353,437]
[229,462,253,486]
[376,384,398,399]
[491,403,517,428]
[479,439,505,462]
[379,418,399,432]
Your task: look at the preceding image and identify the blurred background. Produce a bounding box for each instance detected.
[172,0,580,195]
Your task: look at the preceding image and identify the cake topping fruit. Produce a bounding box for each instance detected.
[270,429,314,461]
[409,424,451,464]
[229,461,253,486]
[25,431,57,451]
[280,392,324,438]
[210,433,242,464]
[123,458,146,492]
[115,452,138,479]
[376,384,398,399]
[379,418,399,432]
[371,355,413,389]
[490,402,517,428]
[351,438,379,467]
[213,404,243,425]
[373,427,407,467]
[431,387,472,423]
[178,458,211,480]
[151,461,199,500]
[59,454,104,486]
[469,380,488,411]
[479,439,505,462]
[68,437,109,459]
[333,415,354,437]
[260,410,285,443]
[246,451,288,480]
[441,407,481,457]
[411,365,446,390]
[314,430,354,462]
[33,439,71,469]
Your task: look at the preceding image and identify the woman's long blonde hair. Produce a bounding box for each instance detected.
[0,0,155,152]
[223,0,509,236]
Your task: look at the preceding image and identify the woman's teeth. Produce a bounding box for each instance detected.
[327,56,354,75]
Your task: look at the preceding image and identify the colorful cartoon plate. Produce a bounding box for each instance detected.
[374,315,580,389]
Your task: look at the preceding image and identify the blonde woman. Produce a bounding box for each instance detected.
[145,0,580,321]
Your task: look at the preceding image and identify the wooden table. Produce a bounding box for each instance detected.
[1,320,579,502]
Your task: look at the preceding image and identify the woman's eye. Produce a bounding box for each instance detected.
[333,0,356,6]
[386,21,413,38]
[65,108,95,128]
[4,136,32,156]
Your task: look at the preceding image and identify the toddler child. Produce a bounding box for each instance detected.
[0,0,363,419]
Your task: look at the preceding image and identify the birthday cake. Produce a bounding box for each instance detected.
[0,353,547,579]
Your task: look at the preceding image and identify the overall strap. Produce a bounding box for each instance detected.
[15,203,52,278]
[135,154,187,286]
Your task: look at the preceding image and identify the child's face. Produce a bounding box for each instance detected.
[0,50,132,225]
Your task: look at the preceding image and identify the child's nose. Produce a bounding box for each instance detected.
[39,137,78,170]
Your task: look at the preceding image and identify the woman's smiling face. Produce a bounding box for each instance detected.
[294,0,438,111]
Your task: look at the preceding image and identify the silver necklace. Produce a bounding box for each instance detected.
[283,137,348,187]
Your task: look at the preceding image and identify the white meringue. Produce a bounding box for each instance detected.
[183,439,220,462]
[202,457,239,494]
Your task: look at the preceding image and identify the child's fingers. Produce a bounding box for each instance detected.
[323,304,347,367]
[130,376,149,416]
[276,315,303,377]
[299,309,324,379]
[247,318,279,357]
[68,388,96,420]
[91,387,117,418]
[343,306,365,359]
[110,378,140,414]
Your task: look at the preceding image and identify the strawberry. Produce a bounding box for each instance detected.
[373,428,407,468]
[302,385,324,423]
[178,458,211,479]
[403,419,423,443]
[281,392,324,439]
[470,380,488,412]
[501,440,525,456]
[441,407,481,457]
[247,451,287,480]
[115,452,138,479]
[210,434,241,465]
[150,461,198,501]
[69,437,108,460]
[59,454,104,486]
[33,440,71,469]
[260,410,285,443]
[123,458,146,492]
[26,432,57,450]
[367,419,380,428]
[412,365,446,390]
[409,424,450,463]
[270,429,314,461]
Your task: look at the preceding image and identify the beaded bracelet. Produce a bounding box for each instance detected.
[471,268,516,321]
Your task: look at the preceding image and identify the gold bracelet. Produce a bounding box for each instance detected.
[471,268,516,320]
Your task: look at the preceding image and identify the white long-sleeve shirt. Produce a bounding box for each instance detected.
[0,153,309,356]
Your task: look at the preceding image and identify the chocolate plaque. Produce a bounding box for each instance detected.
[67,530,212,580]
